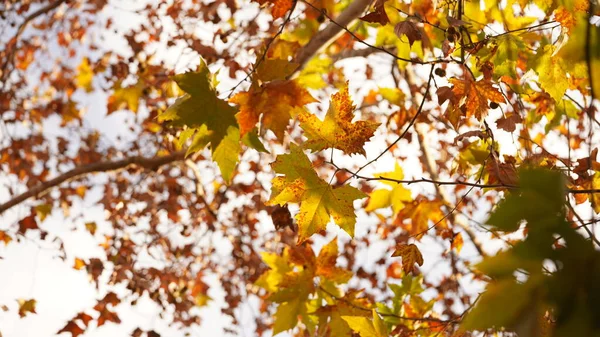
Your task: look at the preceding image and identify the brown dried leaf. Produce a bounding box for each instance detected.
[391,244,424,274]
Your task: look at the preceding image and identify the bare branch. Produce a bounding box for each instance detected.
[0,151,186,215]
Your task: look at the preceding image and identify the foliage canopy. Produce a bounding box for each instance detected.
[1,0,600,336]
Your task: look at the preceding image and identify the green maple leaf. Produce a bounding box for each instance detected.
[158,59,240,182]
[266,144,366,242]
[478,34,527,79]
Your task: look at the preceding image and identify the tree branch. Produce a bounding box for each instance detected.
[0,151,186,215]
[293,0,372,71]
[332,47,393,61]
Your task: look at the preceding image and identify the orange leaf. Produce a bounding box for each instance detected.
[57,321,85,337]
[73,258,86,270]
[230,80,316,139]
[449,77,504,120]
[0,230,12,245]
[554,7,575,33]
[451,232,464,254]
[255,0,294,19]
[394,198,447,238]
[391,244,424,274]
[17,299,37,317]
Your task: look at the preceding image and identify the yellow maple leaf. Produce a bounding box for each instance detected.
[299,85,380,156]
[365,162,412,214]
[76,58,94,92]
[342,310,388,337]
[255,245,322,335]
[394,197,447,238]
[230,80,316,139]
[255,58,298,83]
[449,77,504,120]
[534,45,569,102]
[266,144,366,242]
[107,81,145,114]
[391,243,424,274]
[316,237,353,283]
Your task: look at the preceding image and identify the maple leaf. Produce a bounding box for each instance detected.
[391,244,424,274]
[57,321,85,337]
[342,310,388,337]
[159,59,241,182]
[18,212,38,234]
[365,162,412,214]
[107,81,144,114]
[316,237,353,283]
[495,112,522,133]
[255,58,298,82]
[316,291,372,337]
[477,34,527,80]
[298,85,380,156]
[255,251,294,293]
[451,232,464,254]
[255,245,321,335]
[255,0,294,19]
[76,58,93,92]
[359,0,390,26]
[266,144,366,242]
[533,44,569,102]
[17,299,37,317]
[449,77,504,120]
[273,298,306,335]
[230,79,316,139]
[395,20,423,46]
[394,198,447,237]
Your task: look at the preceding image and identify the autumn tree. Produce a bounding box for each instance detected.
[1,0,600,336]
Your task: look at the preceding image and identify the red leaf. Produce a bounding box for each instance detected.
[57,321,85,337]
[359,0,389,26]
[394,20,422,46]
[496,113,522,133]
[18,212,38,234]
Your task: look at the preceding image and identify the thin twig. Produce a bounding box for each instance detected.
[341,65,436,184]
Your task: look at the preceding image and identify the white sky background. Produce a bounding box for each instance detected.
[1,1,599,337]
